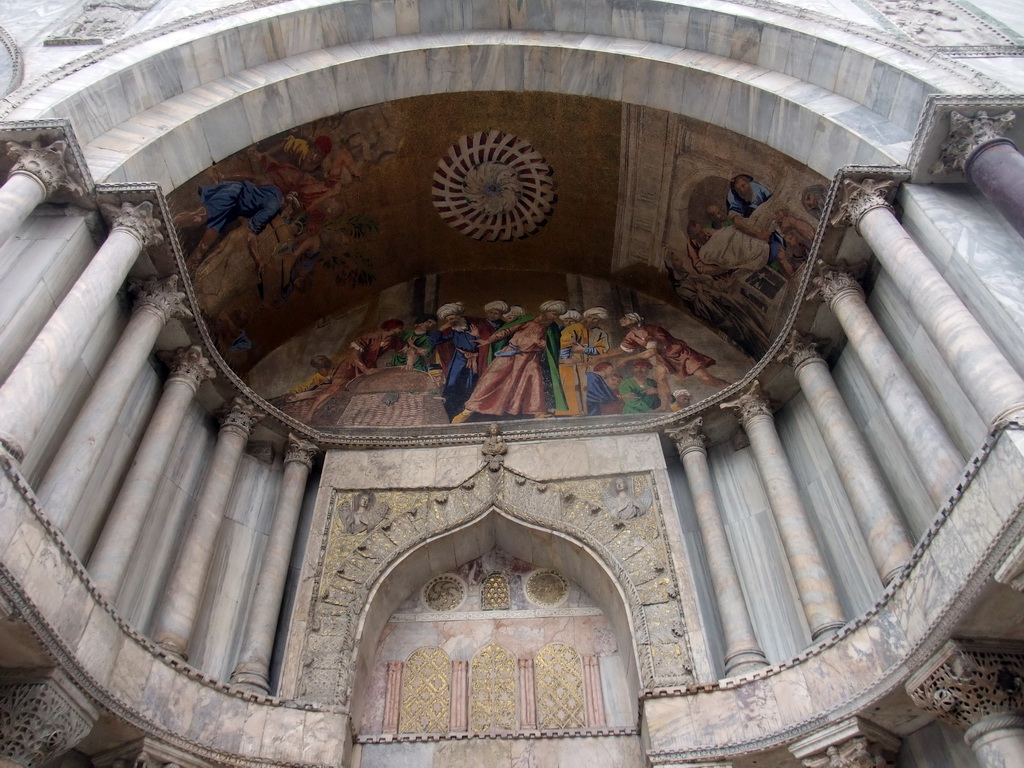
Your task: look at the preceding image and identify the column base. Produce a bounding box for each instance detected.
[810,621,846,641]
[723,647,770,676]
[154,635,189,662]
[229,663,270,694]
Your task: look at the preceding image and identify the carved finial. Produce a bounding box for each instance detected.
[481,423,507,471]
[284,433,319,469]
[158,345,216,392]
[666,417,707,457]
[102,200,164,248]
[778,331,824,371]
[217,396,264,436]
[829,178,897,231]
[130,275,192,323]
[720,381,773,426]
[932,110,1017,176]
[7,139,85,196]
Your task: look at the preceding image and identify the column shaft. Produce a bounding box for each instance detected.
[151,400,260,659]
[791,353,913,584]
[0,172,47,252]
[967,141,1024,242]
[969,716,1024,768]
[0,202,161,461]
[518,658,536,729]
[858,206,1024,425]
[825,278,962,506]
[672,423,768,675]
[451,659,469,732]
[383,662,403,733]
[583,656,605,727]
[231,436,317,692]
[88,347,213,601]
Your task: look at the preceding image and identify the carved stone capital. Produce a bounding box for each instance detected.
[932,110,1017,176]
[719,381,772,426]
[790,717,900,768]
[6,139,84,197]
[814,267,865,309]
[101,200,164,248]
[158,346,215,393]
[666,418,707,457]
[830,178,897,231]
[217,396,264,438]
[130,275,192,324]
[906,639,1024,731]
[778,331,824,372]
[285,433,319,469]
[0,669,98,768]
[93,736,215,768]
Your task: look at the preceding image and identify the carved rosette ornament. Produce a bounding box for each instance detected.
[906,640,1024,736]
[6,139,84,197]
[932,110,1017,176]
[284,433,319,470]
[779,331,824,372]
[158,346,215,393]
[720,380,773,426]
[0,673,97,768]
[129,275,192,324]
[666,418,707,458]
[101,200,164,248]
[830,178,897,232]
[216,397,264,438]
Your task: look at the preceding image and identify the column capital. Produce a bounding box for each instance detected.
[217,396,264,438]
[0,669,98,768]
[129,275,193,324]
[6,138,85,197]
[101,200,164,248]
[830,178,897,231]
[790,717,900,768]
[778,331,825,373]
[719,381,773,426]
[666,417,708,457]
[906,639,1024,733]
[157,345,216,392]
[932,110,1017,176]
[813,266,865,308]
[284,432,319,469]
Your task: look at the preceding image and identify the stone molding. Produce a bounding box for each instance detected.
[778,332,825,373]
[932,109,1017,175]
[101,200,164,248]
[719,381,773,426]
[905,639,1024,732]
[830,178,898,231]
[356,725,638,744]
[129,275,192,324]
[0,669,98,768]
[6,138,84,197]
[158,346,216,393]
[216,397,264,438]
[284,433,319,469]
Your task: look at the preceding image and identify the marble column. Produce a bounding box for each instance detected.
[518,658,536,729]
[779,333,913,585]
[815,267,963,507]
[789,716,900,768]
[907,639,1024,768]
[230,434,319,693]
[88,346,215,602]
[151,397,263,660]
[38,276,191,539]
[836,178,1024,427]
[450,660,469,732]
[382,662,403,733]
[721,382,845,640]
[583,656,606,727]
[0,139,83,253]
[933,110,1024,241]
[0,201,163,462]
[667,419,769,675]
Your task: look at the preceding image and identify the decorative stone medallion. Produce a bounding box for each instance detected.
[422,574,466,611]
[432,130,556,241]
[525,570,569,607]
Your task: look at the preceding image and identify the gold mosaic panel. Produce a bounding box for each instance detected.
[470,642,517,732]
[525,570,569,607]
[481,573,510,610]
[399,647,451,733]
[535,643,586,729]
[423,574,465,611]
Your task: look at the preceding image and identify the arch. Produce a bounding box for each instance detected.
[470,641,517,732]
[399,646,451,733]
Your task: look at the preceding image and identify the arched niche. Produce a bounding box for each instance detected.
[345,508,642,731]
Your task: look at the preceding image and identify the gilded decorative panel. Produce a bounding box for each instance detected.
[525,570,569,607]
[481,573,510,611]
[470,642,517,732]
[535,644,586,730]
[399,647,451,733]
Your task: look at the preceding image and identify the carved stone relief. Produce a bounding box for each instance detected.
[862,0,1015,48]
[45,2,158,46]
[301,465,692,707]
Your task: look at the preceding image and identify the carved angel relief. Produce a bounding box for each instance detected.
[602,476,653,520]
[337,491,390,534]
